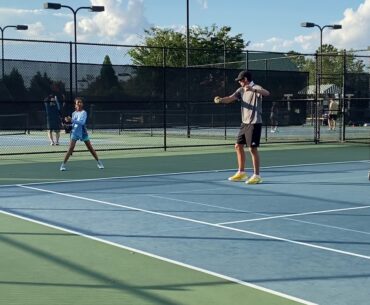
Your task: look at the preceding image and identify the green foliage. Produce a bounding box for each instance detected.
[1,68,27,100]
[128,25,246,67]
[29,72,53,100]
[51,80,66,97]
[1,69,67,102]
[288,44,365,86]
[84,55,122,99]
[100,55,119,88]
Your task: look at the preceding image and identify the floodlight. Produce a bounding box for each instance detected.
[90,6,104,12]
[44,2,62,9]
[301,22,315,28]
[16,25,28,30]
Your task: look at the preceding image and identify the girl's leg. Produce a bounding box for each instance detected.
[63,140,77,163]
[84,140,99,161]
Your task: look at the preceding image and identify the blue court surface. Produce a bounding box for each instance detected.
[1,161,369,305]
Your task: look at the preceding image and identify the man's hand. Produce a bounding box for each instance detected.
[214,96,222,104]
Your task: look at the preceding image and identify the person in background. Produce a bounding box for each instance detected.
[44,94,61,145]
[213,70,270,184]
[328,96,339,130]
[270,101,279,133]
[60,97,104,171]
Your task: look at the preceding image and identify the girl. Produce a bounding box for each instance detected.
[60,97,104,171]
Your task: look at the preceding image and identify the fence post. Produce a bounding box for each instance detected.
[314,52,320,144]
[186,69,190,138]
[162,47,167,151]
[341,50,347,142]
[245,50,249,70]
[69,42,73,104]
[223,57,227,140]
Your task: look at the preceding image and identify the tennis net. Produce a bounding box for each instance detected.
[0,113,29,136]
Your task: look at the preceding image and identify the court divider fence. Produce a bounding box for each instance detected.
[0,38,369,155]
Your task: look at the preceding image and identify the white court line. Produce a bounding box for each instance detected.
[0,210,317,305]
[148,194,254,214]
[0,159,368,188]
[147,194,370,236]
[17,184,370,263]
[219,205,370,225]
[286,218,370,236]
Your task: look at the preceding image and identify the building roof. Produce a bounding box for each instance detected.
[298,84,342,95]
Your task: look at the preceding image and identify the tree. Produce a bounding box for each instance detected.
[29,72,53,100]
[288,44,365,86]
[99,55,119,89]
[345,50,366,73]
[1,68,27,101]
[85,55,121,99]
[128,25,246,67]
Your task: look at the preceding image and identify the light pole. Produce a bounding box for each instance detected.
[186,0,189,67]
[1,25,28,79]
[301,22,342,143]
[301,22,342,78]
[44,2,104,95]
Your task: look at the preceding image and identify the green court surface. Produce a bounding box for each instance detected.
[0,142,369,185]
[0,212,305,305]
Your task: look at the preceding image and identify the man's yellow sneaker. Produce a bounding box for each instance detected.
[246,175,263,184]
[228,172,248,182]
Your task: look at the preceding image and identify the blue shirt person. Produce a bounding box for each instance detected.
[60,97,104,171]
[44,94,61,145]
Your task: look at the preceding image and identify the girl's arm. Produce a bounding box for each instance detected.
[72,111,87,125]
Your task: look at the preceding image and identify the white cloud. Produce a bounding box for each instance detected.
[327,0,370,50]
[0,1,150,45]
[0,8,49,39]
[197,0,208,9]
[60,0,151,44]
[0,7,42,16]
[24,22,45,38]
[0,8,43,33]
[251,0,370,53]
[251,37,295,53]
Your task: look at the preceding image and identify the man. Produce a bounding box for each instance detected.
[214,70,270,184]
[328,96,339,131]
[270,101,279,133]
[44,94,61,145]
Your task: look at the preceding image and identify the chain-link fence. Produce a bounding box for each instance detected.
[0,38,369,155]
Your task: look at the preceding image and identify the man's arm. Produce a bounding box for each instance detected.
[220,95,238,104]
[214,94,238,104]
[249,86,270,97]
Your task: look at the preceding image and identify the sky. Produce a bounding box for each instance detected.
[0,0,369,54]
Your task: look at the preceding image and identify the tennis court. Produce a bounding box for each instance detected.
[1,124,369,156]
[0,144,369,305]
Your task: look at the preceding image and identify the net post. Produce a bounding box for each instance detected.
[26,112,30,134]
[162,47,167,151]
